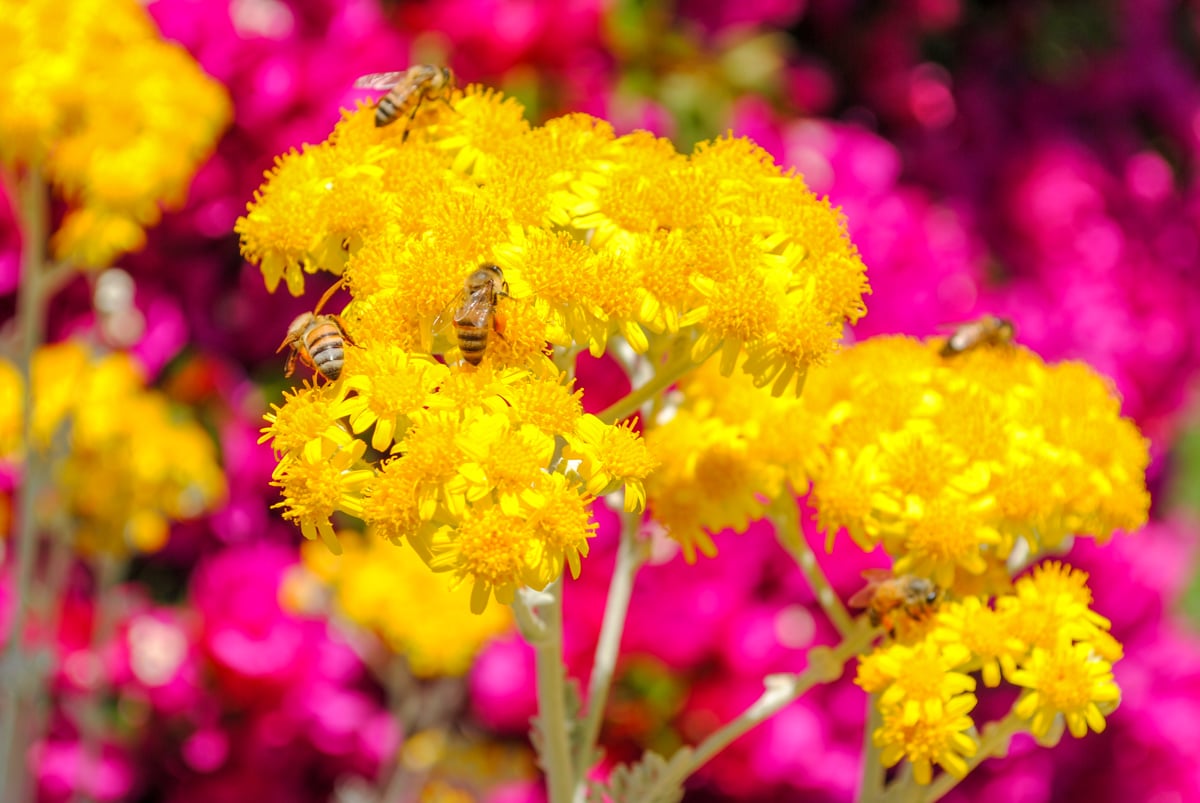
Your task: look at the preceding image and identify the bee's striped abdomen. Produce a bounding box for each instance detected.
[375,94,399,127]
[305,323,346,380]
[454,321,489,366]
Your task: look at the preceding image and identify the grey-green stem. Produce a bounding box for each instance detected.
[572,513,644,790]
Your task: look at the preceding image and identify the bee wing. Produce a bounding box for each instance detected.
[847,586,875,610]
[847,568,893,609]
[432,290,465,335]
[354,71,409,90]
[428,289,475,354]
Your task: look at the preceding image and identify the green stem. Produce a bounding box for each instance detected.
[1,165,52,801]
[858,694,885,803]
[572,513,644,784]
[921,712,1023,802]
[771,497,855,637]
[641,622,877,800]
[518,579,575,803]
[596,350,696,425]
[70,554,123,803]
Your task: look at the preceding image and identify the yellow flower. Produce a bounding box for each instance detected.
[811,447,896,552]
[933,597,1026,687]
[241,90,868,386]
[857,641,976,725]
[1003,561,1113,651]
[803,335,1149,600]
[241,76,870,609]
[567,415,659,512]
[522,471,598,586]
[334,346,450,451]
[236,146,338,295]
[272,441,373,555]
[642,354,826,559]
[296,534,512,677]
[2,0,231,267]
[8,346,225,556]
[1010,636,1120,739]
[873,693,979,785]
[890,493,1003,589]
[259,382,353,459]
[427,498,536,614]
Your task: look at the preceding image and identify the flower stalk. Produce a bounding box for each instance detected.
[1,166,52,800]
[517,580,575,803]
[640,621,876,800]
[772,496,855,636]
[573,512,645,782]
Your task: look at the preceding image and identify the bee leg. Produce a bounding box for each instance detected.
[399,100,424,144]
[283,349,298,378]
[330,314,358,347]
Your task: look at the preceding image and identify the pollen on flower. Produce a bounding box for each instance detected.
[497,373,584,438]
[1003,561,1112,650]
[361,458,426,546]
[569,415,658,512]
[523,472,597,584]
[892,494,1001,589]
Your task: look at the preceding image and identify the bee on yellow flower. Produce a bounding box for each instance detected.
[242,81,871,611]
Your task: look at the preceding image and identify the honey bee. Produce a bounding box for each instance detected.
[277,280,356,382]
[848,569,940,630]
[445,263,508,366]
[939,315,1015,358]
[354,65,455,130]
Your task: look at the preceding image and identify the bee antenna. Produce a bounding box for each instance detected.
[313,277,348,315]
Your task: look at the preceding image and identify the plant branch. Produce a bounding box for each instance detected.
[771,496,855,636]
[640,621,877,800]
[572,513,644,784]
[859,693,886,803]
[518,579,575,803]
[1,165,52,801]
[596,350,696,425]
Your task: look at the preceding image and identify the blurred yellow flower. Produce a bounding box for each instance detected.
[0,0,231,267]
[0,343,224,556]
[298,534,512,677]
[805,335,1150,600]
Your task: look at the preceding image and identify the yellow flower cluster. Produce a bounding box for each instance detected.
[0,0,231,267]
[0,343,225,555]
[293,533,512,677]
[856,561,1120,784]
[261,362,656,613]
[245,82,867,612]
[644,356,827,561]
[804,335,1149,593]
[236,84,869,392]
